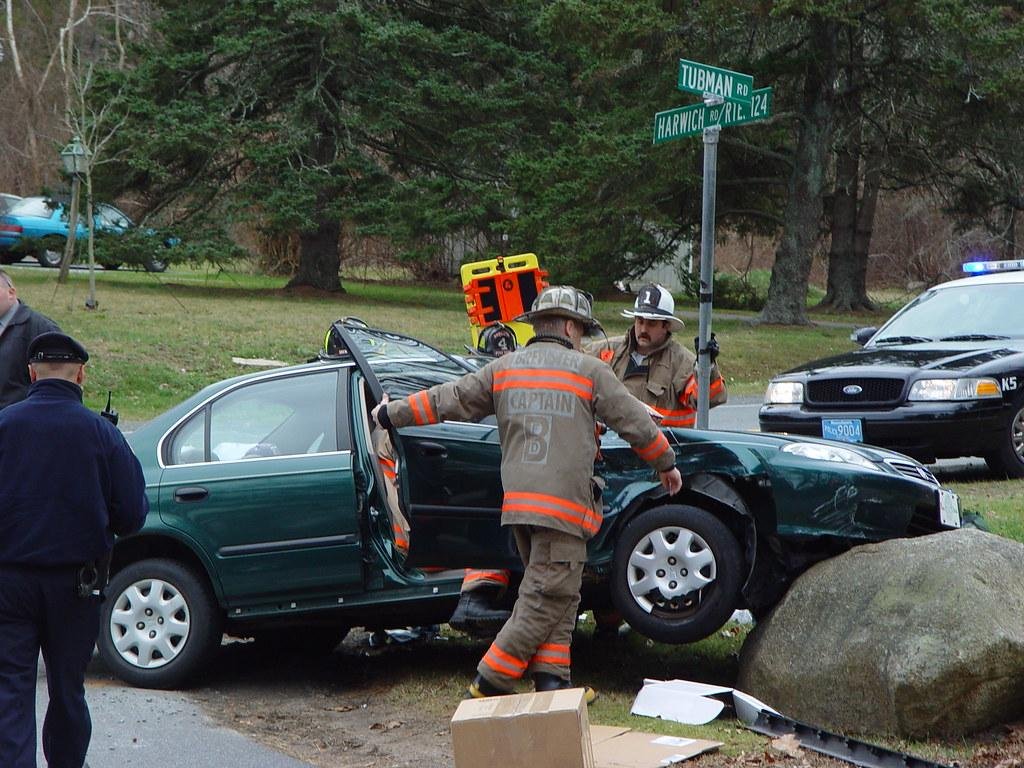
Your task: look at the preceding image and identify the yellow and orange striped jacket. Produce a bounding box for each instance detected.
[384,339,676,540]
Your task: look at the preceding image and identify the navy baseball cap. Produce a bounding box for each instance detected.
[27,332,89,364]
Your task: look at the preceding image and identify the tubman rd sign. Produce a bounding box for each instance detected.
[677,59,753,106]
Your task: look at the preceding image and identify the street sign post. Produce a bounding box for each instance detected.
[654,61,770,428]
[677,59,754,106]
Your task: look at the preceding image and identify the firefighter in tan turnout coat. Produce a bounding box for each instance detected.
[372,286,682,701]
[597,283,726,427]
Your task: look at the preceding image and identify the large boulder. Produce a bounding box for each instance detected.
[738,528,1024,738]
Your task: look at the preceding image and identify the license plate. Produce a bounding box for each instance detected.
[821,418,863,443]
[938,488,961,528]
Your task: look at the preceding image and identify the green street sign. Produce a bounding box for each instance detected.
[714,86,773,128]
[677,59,754,106]
[653,102,713,144]
[653,88,772,145]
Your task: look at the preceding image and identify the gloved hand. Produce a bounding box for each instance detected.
[694,332,720,364]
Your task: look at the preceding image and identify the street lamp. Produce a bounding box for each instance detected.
[59,137,98,309]
[59,136,88,177]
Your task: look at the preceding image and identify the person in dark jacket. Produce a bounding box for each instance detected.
[0,331,148,768]
[0,268,60,410]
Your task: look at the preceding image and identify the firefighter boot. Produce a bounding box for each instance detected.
[465,674,511,700]
[449,589,511,633]
[533,672,598,704]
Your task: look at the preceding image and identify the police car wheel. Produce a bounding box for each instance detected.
[97,558,222,690]
[610,504,743,644]
[983,400,1024,479]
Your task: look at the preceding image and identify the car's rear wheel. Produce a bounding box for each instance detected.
[0,252,23,265]
[610,504,743,644]
[97,558,222,689]
[983,400,1024,479]
[100,261,121,270]
[143,257,167,273]
[36,238,65,268]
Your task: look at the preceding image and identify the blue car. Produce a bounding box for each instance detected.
[0,196,170,272]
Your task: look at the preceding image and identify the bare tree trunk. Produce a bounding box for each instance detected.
[5,0,42,189]
[759,18,839,325]
[285,129,344,292]
[58,176,80,283]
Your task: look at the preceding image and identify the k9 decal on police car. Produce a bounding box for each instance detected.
[522,414,552,464]
[1002,376,1018,391]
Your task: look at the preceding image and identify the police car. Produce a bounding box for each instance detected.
[760,260,1024,477]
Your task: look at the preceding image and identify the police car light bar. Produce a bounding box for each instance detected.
[962,259,1024,274]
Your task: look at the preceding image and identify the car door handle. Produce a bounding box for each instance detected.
[417,442,448,459]
[173,486,209,502]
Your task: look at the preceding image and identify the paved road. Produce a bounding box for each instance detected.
[35,657,312,767]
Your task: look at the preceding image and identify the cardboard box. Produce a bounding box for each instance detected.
[451,689,594,768]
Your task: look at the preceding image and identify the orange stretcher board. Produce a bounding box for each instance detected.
[461,253,548,347]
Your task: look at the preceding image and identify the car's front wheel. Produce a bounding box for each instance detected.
[610,504,743,644]
[984,399,1024,479]
[143,257,167,273]
[97,558,222,689]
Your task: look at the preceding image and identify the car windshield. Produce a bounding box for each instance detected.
[871,283,1024,344]
[341,325,470,376]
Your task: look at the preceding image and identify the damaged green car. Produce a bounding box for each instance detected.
[99,321,961,689]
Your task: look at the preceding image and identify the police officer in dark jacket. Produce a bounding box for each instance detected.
[0,268,60,410]
[0,332,148,768]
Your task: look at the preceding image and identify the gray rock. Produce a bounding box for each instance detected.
[737,528,1024,738]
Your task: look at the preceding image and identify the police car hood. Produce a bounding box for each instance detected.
[779,341,1024,377]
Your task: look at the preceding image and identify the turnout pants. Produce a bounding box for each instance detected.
[0,565,101,768]
[477,526,587,691]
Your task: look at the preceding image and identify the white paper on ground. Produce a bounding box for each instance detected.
[631,685,725,725]
[640,680,734,697]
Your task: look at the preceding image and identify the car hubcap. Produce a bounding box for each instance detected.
[627,526,716,613]
[1012,407,1024,461]
[109,578,190,669]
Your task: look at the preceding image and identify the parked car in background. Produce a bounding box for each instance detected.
[0,196,170,271]
[99,321,962,690]
[760,260,1024,478]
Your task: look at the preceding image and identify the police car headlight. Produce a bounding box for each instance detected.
[765,381,804,404]
[908,378,1002,401]
[781,442,877,471]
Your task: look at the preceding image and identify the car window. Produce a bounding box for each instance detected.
[96,204,133,228]
[9,197,55,218]
[167,371,342,465]
[168,410,206,465]
[872,283,1024,343]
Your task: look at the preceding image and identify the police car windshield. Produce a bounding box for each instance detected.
[871,283,1024,345]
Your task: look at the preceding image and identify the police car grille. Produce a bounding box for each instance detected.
[885,458,939,486]
[806,378,904,405]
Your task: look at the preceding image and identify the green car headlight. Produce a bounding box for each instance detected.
[781,442,877,471]
[907,378,1002,401]
[765,381,804,404]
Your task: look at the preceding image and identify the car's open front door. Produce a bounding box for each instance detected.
[328,319,519,570]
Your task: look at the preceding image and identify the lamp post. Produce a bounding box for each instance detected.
[59,137,97,308]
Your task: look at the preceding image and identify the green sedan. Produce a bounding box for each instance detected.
[97,321,961,689]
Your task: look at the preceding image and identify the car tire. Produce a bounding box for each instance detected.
[36,238,65,268]
[100,261,122,270]
[610,504,743,644]
[983,399,1024,479]
[0,252,23,265]
[97,558,223,690]
[143,257,167,273]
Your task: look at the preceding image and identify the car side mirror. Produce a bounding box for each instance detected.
[850,327,877,346]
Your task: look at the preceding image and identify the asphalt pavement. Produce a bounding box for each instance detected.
[35,658,312,767]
